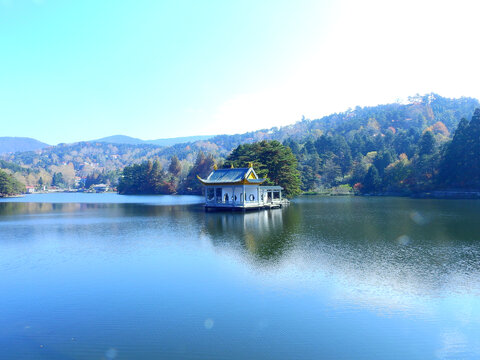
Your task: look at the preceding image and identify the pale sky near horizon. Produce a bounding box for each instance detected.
[1,0,479,145]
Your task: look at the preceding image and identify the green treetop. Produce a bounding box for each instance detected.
[225,140,302,198]
[0,169,25,196]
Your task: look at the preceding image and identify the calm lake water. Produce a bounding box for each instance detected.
[1,193,480,359]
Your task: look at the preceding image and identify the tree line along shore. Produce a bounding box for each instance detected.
[2,95,480,199]
[115,108,480,199]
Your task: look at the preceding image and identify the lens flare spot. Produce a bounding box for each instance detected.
[396,235,411,246]
[105,348,118,359]
[204,318,214,330]
[410,211,427,225]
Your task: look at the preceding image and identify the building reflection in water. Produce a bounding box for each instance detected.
[202,208,301,263]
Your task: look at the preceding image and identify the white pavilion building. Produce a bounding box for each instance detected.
[197,166,286,210]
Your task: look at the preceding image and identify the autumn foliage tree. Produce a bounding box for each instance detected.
[177,151,215,194]
[168,155,182,176]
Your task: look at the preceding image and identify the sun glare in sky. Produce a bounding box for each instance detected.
[1,0,479,144]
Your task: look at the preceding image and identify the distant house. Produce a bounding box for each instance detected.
[197,165,286,210]
[91,184,109,193]
[25,185,35,194]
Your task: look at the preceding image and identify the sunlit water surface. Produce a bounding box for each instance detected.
[1,193,480,359]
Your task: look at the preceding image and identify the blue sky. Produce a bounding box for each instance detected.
[1,0,479,144]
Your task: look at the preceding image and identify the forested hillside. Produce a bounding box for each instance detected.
[206,93,478,149]
[1,93,479,194]
[284,107,480,194]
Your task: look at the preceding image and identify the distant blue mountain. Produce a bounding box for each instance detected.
[94,134,214,146]
[0,137,49,154]
[146,135,214,146]
[93,135,145,145]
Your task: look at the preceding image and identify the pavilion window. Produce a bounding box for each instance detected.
[273,191,280,200]
[215,188,222,203]
[207,188,214,201]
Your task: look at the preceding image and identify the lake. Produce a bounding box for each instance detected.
[1,193,480,359]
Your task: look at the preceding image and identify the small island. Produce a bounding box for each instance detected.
[198,165,289,210]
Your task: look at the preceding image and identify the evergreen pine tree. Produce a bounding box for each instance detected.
[418,130,436,155]
[226,141,301,198]
[362,165,381,193]
[168,155,182,176]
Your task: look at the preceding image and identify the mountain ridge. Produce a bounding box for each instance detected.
[0,137,50,155]
[93,134,214,146]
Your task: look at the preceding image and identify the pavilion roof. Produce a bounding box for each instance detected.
[197,167,267,185]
